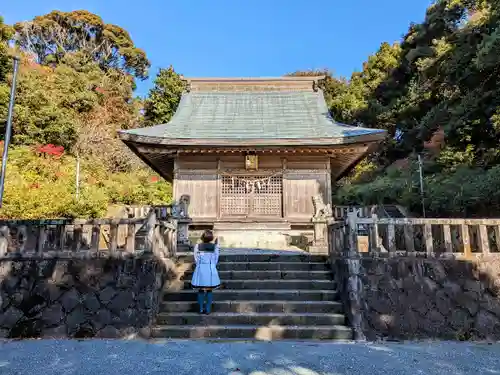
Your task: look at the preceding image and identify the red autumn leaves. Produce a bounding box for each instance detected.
[36,144,64,158]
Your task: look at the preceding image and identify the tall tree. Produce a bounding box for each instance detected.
[334,0,500,217]
[0,16,14,126]
[144,66,185,125]
[285,69,349,107]
[0,16,13,83]
[13,10,150,79]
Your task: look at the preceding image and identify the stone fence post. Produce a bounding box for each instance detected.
[144,210,157,253]
[309,217,333,254]
[343,210,366,341]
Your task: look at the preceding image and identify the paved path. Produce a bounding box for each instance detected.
[0,339,499,374]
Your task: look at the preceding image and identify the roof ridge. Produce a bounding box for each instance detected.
[184,76,325,82]
[185,77,324,93]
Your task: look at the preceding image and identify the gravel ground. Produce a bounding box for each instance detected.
[0,339,499,375]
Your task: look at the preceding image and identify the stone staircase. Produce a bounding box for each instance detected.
[151,253,353,340]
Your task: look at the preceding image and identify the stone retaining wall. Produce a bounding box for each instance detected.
[358,257,500,341]
[0,256,176,338]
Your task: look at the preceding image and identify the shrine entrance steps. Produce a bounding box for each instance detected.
[151,252,353,340]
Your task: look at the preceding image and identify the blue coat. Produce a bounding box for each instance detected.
[191,243,221,288]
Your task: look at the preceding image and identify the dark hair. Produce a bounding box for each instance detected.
[201,230,214,243]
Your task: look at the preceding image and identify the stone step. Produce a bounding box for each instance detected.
[180,279,336,290]
[213,262,331,272]
[178,254,329,263]
[151,324,353,340]
[156,312,347,326]
[160,300,343,314]
[179,270,333,281]
[163,289,338,302]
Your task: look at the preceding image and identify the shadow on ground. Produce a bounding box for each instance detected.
[0,340,499,374]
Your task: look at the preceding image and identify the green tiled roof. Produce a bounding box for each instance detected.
[120,90,386,146]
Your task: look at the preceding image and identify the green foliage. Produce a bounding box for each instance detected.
[336,162,500,217]
[0,16,13,83]
[13,10,150,80]
[285,69,349,106]
[0,54,141,172]
[0,145,172,219]
[0,11,171,219]
[333,0,500,217]
[144,66,185,125]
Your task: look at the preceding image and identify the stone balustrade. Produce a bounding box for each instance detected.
[356,216,500,258]
[0,210,179,339]
[329,212,500,258]
[0,212,177,259]
[332,206,372,220]
[328,212,500,341]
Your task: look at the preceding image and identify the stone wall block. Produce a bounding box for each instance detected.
[454,291,480,316]
[0,306,23,327]
[41,303,65,326]
[3,276,20,294]
[57,272,76,290]
[480,295,500,318]
[66,306,87,334]
[98,286,117,305]
[60,289,80,312]
[44,325,67,338]
[47,285,65,303]
[475,310,500,338]
[96,325,120,338]
[356,256,500,340]
[95,308,112,328]
[108,291,134,313]
[422,277,438,295]
[83,294,101,312]
[0,257,174,339]
[38,260,57,279]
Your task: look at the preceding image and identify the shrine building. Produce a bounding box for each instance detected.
[119,77,386,249]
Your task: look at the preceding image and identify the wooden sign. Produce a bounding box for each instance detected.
[245,155,258,170]
[358,235,369,253]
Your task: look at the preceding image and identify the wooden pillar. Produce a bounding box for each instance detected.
[282,157,288,219]
[325,158,332,206]
[172,156,179,203]
[216,158,221,220]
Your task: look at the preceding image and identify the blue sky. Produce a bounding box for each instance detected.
[3,0,433,97]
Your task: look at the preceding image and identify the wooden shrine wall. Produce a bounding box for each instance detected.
[173,154,331,223]
[284,156,331,222]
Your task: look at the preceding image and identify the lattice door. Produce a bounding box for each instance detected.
[220,174,283,218]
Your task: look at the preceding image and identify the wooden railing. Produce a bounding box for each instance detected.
[0,212,177,258]
[331,211,500,258]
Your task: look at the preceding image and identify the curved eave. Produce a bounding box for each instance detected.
[118,129,387,147]
[123,140,175,182]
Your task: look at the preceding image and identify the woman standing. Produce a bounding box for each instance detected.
[191,230,220,314]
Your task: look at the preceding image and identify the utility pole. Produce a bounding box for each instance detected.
[0,56,20,208]
[417,154,426,218]
[75,153,80,200]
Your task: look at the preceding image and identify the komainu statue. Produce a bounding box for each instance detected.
[173,194,191,218]
[312,194,333,220]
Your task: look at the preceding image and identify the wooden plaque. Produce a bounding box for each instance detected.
[245,155,258,170]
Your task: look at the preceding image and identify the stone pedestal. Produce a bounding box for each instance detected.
[308,218,332,254]
[177,218,192,251]
[214,221,291,249]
